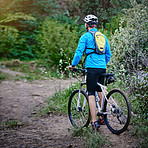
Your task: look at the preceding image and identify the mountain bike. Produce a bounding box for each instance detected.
[68,68,131,135]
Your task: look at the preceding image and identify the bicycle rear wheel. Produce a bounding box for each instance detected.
[68,89,90,128]
[104,89,131,135]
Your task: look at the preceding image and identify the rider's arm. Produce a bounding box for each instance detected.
[72,34,86,67]
[105,37,111,65]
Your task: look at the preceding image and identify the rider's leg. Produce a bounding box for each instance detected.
[88,95,96,123]
[97,69,106,109]
[89,95,100,130]
[86,68,102,129]
[98,92,102,108]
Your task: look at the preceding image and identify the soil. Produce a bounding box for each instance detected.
[0,68,138,148]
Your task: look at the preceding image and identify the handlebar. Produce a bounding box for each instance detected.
[71,68,86,73]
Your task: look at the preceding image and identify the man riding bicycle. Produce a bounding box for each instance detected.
[69,14,111,131]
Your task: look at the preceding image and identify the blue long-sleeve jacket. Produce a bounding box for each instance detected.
[72,28,111,69]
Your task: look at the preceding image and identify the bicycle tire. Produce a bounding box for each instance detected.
[104,89,131,135]
[68,89,90,128]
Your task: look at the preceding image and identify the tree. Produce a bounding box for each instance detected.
[79,0,131,27]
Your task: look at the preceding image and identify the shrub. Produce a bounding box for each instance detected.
[110,0,148,119]
[36,19,79,73]
[110,1,147,74]
[9,31,37,60]
[0,25,18,57]
[51,13,85,38]
[0,12,36,58]
[135,72,148,119]
[105,13,126,35]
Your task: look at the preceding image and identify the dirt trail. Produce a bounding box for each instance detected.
[0,68,138,148]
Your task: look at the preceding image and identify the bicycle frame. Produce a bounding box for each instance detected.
[75,76,107,113]
[96,82,108,112]
[72,68,118,116]
[76,76,119,116]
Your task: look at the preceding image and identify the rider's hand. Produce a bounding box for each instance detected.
[69,65,75,71]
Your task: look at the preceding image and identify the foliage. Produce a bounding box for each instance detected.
[0,12,35,23]
[52,13,85,37]
[0,0,60,60]
[130,120,148,148]
[110,0,132,10]
[0,0,60,19]
[105,13,126,34]
[39,82,79,116]
[0,119,19,129]
[111,1,147,74]
[79,0,131,27]
[134,73,148,119]
[110,0,148,119]
[32,0,60,17]
[9,31,37,60]
[72,128,109,148]
[36,19,79,73]
[0,71,7,82]
[0,12,36,58]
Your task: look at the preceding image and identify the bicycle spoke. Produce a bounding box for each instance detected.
[68,90,90,128]
[105,89,131,134]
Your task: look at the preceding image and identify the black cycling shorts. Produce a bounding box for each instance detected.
[86,68,106,96]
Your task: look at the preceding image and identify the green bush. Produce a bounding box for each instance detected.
[9,31,37,60]
[105,13,126,35]
[110,2,147,74]
[0,12,36,59]
[36,19,79,73]
[0,25,18,57]
[110,1,148,119]
[0,0,60,60]
[52,13,85,38]
[135,73,148,119]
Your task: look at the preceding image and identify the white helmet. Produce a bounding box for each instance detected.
[83,14,98,25]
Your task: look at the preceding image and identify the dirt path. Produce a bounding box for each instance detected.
[0,68,138,148]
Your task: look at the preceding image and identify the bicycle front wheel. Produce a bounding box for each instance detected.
[68,89,90,128]
[104,89,131,135]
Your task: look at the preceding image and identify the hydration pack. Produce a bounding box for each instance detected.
[86,31,106,56]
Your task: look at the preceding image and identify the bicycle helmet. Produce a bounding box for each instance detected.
[83,14,98,25]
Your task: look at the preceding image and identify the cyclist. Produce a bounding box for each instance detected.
[69,14,111,131]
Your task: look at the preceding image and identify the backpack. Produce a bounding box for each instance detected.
[86,31,106,56]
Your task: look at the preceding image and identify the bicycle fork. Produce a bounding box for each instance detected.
[76,89,81,111]
[76,85,87,112]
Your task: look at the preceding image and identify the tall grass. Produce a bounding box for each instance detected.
[72,127,110,148]
[38,82,79,116]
